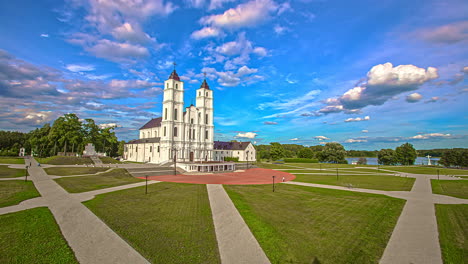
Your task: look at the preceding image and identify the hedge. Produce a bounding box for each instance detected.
[284,158,319,163]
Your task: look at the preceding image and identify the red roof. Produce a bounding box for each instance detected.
[140,117,162,130]
[200,79,210,90]
[168,70,180,81]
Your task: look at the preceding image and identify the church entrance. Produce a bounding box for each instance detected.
[190,152,194,162]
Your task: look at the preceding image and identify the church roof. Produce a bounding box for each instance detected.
[214,141,252,151]
[127,138,161,144]
[140,117,162,130]
[168,70,180,81]
[200,79,210,90]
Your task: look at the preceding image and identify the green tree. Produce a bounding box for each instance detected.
[395,143,417,165]
[298,148,314,159]
[439,149,468,167]
[377,149,397,165]
[270,142,285,161]
[318,142,347,163]
[357,157,367,165]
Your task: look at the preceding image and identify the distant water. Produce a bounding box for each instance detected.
[345,157,440,166]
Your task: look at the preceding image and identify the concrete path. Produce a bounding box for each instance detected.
[24,157,149,264]
[0,197,47,215]
[48,168,115,179]
[72,181,160,202]
[207,184,271,264]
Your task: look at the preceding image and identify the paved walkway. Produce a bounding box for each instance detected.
[20,157,150,264]
[207,184,270,264]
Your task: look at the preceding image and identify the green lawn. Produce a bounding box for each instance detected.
[381,166,468,175]
[99,157,122,164]
[431,180,468,199]
[0,180,40,208]
[36,156,93,165]
[0,207,78,263]
[84,182,220,264]
[292,174,415,191]
[45,166,109,176]
[224,184,405,264]
[54,168,143,193]
[435,204,468,264]
[0,165,26,178]
[0,157,25,164]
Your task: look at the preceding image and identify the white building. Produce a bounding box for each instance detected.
[124,70,214,164]
[213,141,256,162]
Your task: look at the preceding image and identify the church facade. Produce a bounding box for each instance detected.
[123,69,214,164]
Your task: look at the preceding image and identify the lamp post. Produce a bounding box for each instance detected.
[246,150,249,169]
[25,166,28,182]
[145,174,148,194]
[272,176,276,192]
[437,169,440,180]
[336,168,339,181]
[172,147,177,175]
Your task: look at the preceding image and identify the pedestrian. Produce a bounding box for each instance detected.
[282,176,285,182]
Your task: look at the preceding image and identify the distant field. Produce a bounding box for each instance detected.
[36,156,93,165]
[431,180,468,199]
[0,157,25,164]
[84,182,220,264]
[0,180,40,208]
[435,204,468,264]
[225,184,405,264]
[54,168,142,193]
[0,165,26,178]
[293,174,415,191]
[45,167,108,176]
[381,166,468,175]
[99,157,122,164]
[0,207,78,263]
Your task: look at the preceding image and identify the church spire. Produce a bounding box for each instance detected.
[200,72,210,89]
[168,62,180,81]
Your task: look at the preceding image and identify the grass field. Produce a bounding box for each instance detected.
[36,156,93,165]
[45,167,109,176]
[435,204,468,264]
[0,165,26,178]
[224,184,405,264]
[431,180,468,199]
[84,182,220,264]
[292,174,415,191]
[0,157,25,164]
[54,168,142,193]
[0,180,40,208]
[0,207,78,263]
[381,166,468,175]
[99,157,122,164]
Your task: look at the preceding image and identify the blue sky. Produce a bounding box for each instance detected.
[0,0,467,150]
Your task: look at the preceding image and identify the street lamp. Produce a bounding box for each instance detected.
[246,150,249,169]
[25,166,28,182]
[145,174,148,194]
[272,175,276,192]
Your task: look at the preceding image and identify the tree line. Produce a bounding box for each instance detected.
[0,113,124,157]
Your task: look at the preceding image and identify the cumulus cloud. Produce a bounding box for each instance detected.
[314,136,329,141]
[320,62,439,113]
[425,96,440,103]
[417,21,468,44]
[40,34,49,38]
[290,138,299,141]
[99,123,119,129]
[236,132,257,138]
[410,133,452,140]
[406,92,423,103]
[345,138,368,143]
[111,22,154,44]
[191,27,225,39]
[86,39,150,62]
[66,64,95,72]
[344,116,370,122]
[264,121,278,125]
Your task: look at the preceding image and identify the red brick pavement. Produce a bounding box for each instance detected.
[137,168,295,185]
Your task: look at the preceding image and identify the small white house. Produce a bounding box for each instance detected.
[213,141,256,162]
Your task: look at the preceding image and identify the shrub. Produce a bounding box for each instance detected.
[284,158,319,163]
[224,157,239,162]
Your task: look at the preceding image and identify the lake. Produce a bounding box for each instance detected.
[345,157,440,166]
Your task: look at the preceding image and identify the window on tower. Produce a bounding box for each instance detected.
[164,127,166,136]
[174,127,178,137]
[174,109,178,120]
[176,83,178,89]
[191,118,193,124]
[157,146,160,152]
[205,114,208,124]
[150,146,152,152]
[205,130,208,140]
[164,108,167,120]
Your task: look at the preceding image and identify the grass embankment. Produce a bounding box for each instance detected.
[381,166,468,175]
[0,207,78,263]
[224,184,405,264]
[45,167,108,176]
[293,174,415,191]
[0,157,25,164]
[99,157,122,164]
[54,168,142,193]
[431,180,468,199]
[435,204,468,264]
[36,156,93,165]
[0,165,26,178]
[0,181,40,208]
[84,182,220,264]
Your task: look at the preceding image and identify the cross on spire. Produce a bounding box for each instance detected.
[173,62,177,70]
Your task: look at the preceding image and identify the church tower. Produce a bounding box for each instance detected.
[195,78,214,161]
[161,69,184,161]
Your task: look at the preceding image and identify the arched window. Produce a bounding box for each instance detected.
[136,146,138,152]
[205,114,208,124]
[190,118,193,124]
[174,109,178,120]
[176,83,178,89]
[206,92,208,96]
[157,146,160,152]
[199,92,201,96]
[174,127,178,137]
[198,113,201,123]
[150,146,152,152]
[205,130,208,140]
[164,127,166,136]
[164,108,167,120]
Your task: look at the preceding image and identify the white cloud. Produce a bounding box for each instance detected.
[209,0,236,10]
[86,39,149,62]
[40,34,49,38]
[274,25,289,35]
[111,22,154,44]
[425,96,440,103]
[344,116,370,122]
[99,123,119,129]
[411,133,452,140]
[314,136,329,141]
[258,90,321,111]
[24,111,53,124]
[367,63,438,87]
[290,138,299,141]
[236,132,257,138]
[417,21,468,44]
[66,64,95,72]
[200,0,279,29]
[362,130,369,133]
[253,47,267,56]
[345,138,368,143]
[406,93,423,103]
[191,27,224,39]
[264,121,278,125]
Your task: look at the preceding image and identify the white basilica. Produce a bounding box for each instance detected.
[123,69,214,164]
